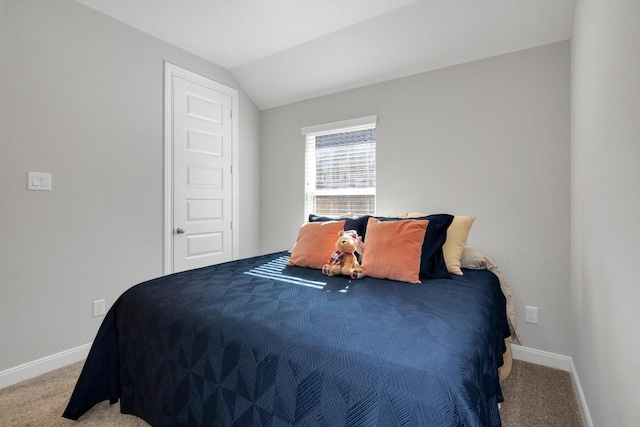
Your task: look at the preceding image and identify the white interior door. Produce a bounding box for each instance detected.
[164,63,239,274]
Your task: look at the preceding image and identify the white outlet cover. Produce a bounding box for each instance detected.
[92,299,106,317]
[525,306,538,324]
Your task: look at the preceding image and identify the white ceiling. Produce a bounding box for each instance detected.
[77,0,575,110]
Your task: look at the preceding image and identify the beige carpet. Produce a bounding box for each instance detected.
[0,361,147,427]
[0,359,582,426]
[500,360,583,427]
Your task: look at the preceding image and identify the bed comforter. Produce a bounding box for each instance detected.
[64,251,510,426]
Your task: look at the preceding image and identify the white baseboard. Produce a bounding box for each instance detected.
[569,359,594,427]
[511,344,593,427]
[0,343,91,389]
[511,343,572,371]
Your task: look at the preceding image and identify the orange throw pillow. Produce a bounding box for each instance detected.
[361,218,429,284]
[287,220,346,269]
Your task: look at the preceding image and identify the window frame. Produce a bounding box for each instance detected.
[301,116,377,220]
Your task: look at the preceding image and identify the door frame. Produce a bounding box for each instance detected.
[163,62,239,274]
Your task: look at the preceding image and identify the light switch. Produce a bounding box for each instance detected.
[28,172,52,191]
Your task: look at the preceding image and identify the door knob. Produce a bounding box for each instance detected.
[176,227,185,234]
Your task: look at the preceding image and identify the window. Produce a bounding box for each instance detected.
[302,116,376,219]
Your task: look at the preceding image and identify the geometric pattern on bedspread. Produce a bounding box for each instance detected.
[64,251,510,427]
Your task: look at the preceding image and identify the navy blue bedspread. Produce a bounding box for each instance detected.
[64,251,510,426]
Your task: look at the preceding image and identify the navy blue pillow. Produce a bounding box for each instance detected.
[375,214,454,280]
[308,214,370,241]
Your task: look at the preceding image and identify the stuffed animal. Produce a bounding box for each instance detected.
[322,230,365,279]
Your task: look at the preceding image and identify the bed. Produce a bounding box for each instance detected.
[63,214,515,427]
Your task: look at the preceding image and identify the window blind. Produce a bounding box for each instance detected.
[304,121,376,218]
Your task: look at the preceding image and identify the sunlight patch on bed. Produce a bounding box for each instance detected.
[244,255,327,289]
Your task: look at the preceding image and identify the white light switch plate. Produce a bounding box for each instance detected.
[27,172,52,191]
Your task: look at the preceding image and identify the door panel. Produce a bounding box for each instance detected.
[186,232,223,258]
[186,129,222,155]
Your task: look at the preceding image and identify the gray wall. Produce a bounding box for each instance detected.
[571,1,640,425]
[7,3,637,423]
[261,41,571,356]
[0,0,261,370]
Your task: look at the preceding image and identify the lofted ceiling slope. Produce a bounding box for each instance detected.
[77,0,574,110]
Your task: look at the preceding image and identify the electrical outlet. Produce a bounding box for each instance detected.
[525,306,538,324]
[93,299,106,317]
